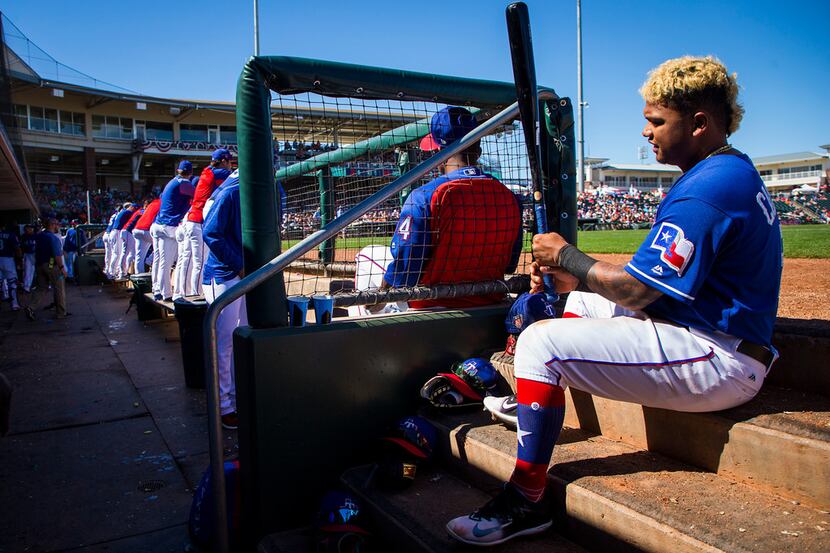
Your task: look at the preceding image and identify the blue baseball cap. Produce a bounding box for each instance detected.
[212,148,232,162]
[382,415,438,460]
[424,106,477,151]
[505,292,556,335]
[178,160,192,172]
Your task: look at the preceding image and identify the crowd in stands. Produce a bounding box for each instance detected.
[800,193,830,223]
[34,181,131,224]
[277,140,337,161]
[576,190,662,229]
[29,175,830,234]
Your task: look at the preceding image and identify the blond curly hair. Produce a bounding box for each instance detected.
[640,56,744,136]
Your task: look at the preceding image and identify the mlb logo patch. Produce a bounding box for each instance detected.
[650,222,694,276]
[512,314,524,330]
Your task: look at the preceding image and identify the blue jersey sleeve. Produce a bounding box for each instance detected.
[203,190,243,276]
[625,198,732,304]
[384,189,432,287]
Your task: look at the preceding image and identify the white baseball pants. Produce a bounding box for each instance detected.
[23,253,35,291]
[150,223,178,300]
[203,276,248,415]
[64,251,77,279]
[173,224,191,300]
[103,230,112,276]
[121,229,135,278]
[514,291,769,413]
[132,229,152,274]
[351,245,408,316]
[183,221,204,297]
[0,257,19,308]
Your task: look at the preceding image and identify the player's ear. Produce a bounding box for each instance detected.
[691,111,708,137]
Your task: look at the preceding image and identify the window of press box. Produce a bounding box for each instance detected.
[180,124,208,142]
[92,115,133,139]
[29,106,45,131]
[221,126,237,144]
[13,104,27,129]
[60,111,86,136]
[144,121,173,141]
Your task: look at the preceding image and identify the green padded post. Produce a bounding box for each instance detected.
[317,168,335,264]
[542,95,578,245]
[236,57,288,328]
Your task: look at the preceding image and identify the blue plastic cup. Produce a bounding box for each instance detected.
[312,295,334,325]
[287,296,310,327]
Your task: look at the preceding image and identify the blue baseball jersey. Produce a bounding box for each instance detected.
[63,228,79,252]
[209,170,239,200]
[113,208,133,230]
[35,231,62,265]
[384,167,523,287]
[625,153,782,346]
[21,234,37,254]
[0,229,18,257]
[105,211,118,231]
[203,182,242,285]
[155,175,196,226]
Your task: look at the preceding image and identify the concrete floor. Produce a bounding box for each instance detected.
[0,284,233,552]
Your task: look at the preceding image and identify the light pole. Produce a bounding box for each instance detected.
[576,0,585,193]
[254,0,261,56]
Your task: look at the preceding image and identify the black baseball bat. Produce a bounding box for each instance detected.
[506,1,558,302]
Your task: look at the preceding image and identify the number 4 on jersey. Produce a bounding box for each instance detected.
[397,215,413,241]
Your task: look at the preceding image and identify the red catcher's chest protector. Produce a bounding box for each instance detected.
[410,177,521,309]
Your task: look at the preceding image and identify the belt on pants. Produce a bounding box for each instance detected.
[736,340,775,371]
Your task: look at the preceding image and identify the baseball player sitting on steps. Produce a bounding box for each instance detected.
[353,106,523,315]
[447,56,783,547]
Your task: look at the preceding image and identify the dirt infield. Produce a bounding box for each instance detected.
[593,254,830,321]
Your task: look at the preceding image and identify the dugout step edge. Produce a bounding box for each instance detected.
[424,409,830,553]
[490,351,830,509]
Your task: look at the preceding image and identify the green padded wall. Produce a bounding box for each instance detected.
[233,306,509,541]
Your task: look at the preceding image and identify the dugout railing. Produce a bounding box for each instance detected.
[205,55,576,552]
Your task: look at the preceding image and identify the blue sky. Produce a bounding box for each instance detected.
[3,0,827,163]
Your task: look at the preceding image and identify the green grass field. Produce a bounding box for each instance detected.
[286,224,830,259]
[577,225,830,259]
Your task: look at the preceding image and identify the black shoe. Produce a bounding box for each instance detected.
[43,302,55,311]
[24,306,35,321]
[153,294,162,301]
[446,483,552,546]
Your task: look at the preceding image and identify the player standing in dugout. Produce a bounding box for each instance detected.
[447,56,783,546]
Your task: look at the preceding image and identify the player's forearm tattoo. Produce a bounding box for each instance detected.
[585,262,661,310]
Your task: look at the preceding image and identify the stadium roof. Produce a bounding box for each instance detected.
[3,13,422,146]
[596,162,681,173]
[752,151,829,165]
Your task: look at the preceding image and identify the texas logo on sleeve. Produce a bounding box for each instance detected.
[650,222,694,276]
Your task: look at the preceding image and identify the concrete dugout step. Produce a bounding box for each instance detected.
[490,353,830,509]
[426,410,830,553]
[339,464,586,553]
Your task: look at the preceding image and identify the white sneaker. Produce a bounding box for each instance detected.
[483,394,518,428]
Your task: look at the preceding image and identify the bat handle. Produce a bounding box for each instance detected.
[542,274,559,304]
[533,203,559,304]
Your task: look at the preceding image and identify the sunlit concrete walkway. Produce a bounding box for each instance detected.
[0,283,233,552]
